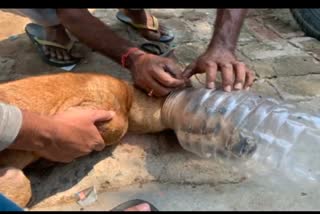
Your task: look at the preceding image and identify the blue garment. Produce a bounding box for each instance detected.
[0,194,24,211]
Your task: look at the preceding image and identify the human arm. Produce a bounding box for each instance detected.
[1,103,114,163]
[56,9,187,97]
[183,9,254,91]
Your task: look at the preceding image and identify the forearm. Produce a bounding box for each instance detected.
[208,9,248,52]
[56,9,144,67]
[8,110,53,152]
[0,103,23,151]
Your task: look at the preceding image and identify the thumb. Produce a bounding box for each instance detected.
[182,62,196,79]
[163,59,183,79]
[91,110,115,123]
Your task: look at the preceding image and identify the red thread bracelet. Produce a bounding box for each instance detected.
[121,47,143,68]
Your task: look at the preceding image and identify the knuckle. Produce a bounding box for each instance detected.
[221,63,233,70]
[162,78,173,86]
[236,61,246,67]
[200,60,216,68]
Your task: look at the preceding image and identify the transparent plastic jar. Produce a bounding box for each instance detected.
[162,87,320,183]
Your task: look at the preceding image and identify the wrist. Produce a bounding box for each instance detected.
[208,36,236,53]
[10,110,53,152]
[206,42,235,57]
[122,48,146,70]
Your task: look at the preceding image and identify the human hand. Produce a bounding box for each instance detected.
[13,108,115,163]
[183,47,254,92]
[128,50,188,97]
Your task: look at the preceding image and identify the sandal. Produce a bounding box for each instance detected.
[140,42,175,57]
[116,11,175,43]
[25,23,82,67]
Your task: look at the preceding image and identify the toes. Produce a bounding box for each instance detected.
[45,46,73,62]
[42,46,50,56]
[158,24,171,36]
[141,29,161,41]
[48,47,56,59]
[61,49,71,61]
[55,49,63,60]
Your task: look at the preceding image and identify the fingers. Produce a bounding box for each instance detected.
[92,110,115,123]
[41,150,87,163]
[206,63,217,89]
[152,66,186,88]
[182,61,218,89]
[145,76,171,97]
[220,62,255,92]
[233,62,246,90]
[92,135,106,152]
[150,59,187,89]
[133,55,187,97]
[182,63,196,79]
[220,63,234,92]
[60,135,106,162]
[134,53,254,96]
[163,60,183,79]
[180,51,255,92]
[136,71,171,97]
[244,69,255,90]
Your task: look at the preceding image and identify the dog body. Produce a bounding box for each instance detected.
[0,72,167,207]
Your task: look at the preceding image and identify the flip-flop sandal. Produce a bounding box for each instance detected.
[140,43,164,55]
[140,42,175,57]
[110,199,159,211]
[25,23,82,67]
[116,11,175,43]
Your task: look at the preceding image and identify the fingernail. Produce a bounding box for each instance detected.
[224,85,231,92]
[234,82,243,90]
[245,87,251,91]
[135,203,151,211]
[207,82,215,89]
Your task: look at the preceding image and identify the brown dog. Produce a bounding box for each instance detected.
[0,72,168,207]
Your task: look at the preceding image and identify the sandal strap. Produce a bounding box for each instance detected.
[34,37,74,52]
[131,15,159,32]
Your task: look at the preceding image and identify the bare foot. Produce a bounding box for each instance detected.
[42,25,79,62]
[120,9,172,42]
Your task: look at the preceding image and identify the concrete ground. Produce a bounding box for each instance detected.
[0,9,320,211]
[31,179,320,211]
